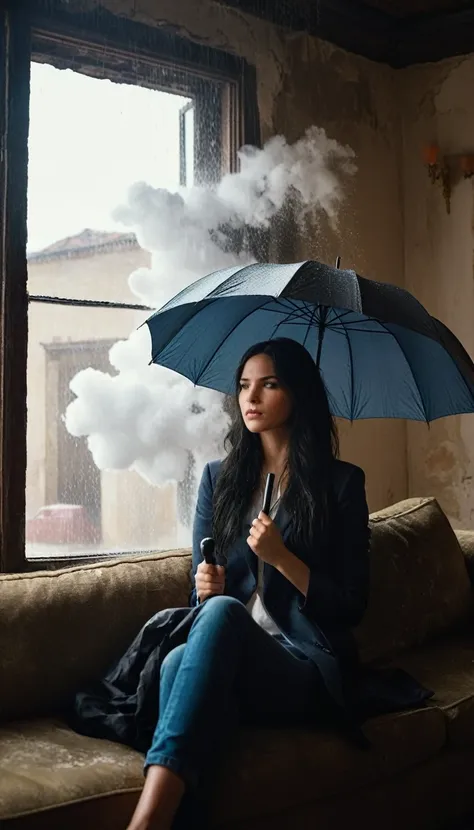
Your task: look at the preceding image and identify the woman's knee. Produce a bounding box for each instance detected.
[160,642,186,681]
[198,595,247,623]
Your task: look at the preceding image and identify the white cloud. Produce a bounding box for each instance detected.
[65,126,356,488]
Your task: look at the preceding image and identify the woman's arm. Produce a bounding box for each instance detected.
[276,552,310,597]
[298,466,370,628]
[189,463,214,606]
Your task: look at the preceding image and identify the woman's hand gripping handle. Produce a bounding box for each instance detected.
[196,538,225,603]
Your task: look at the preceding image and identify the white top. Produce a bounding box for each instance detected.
[245,488,283,637]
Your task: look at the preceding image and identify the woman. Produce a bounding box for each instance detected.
[126,337,371,830]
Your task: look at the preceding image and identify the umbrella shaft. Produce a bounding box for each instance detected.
[316,306,328,369]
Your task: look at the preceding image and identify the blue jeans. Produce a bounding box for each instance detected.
[145,596,328,791]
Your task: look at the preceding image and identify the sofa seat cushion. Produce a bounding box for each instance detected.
[0,707,446,824]
[393,633,474,748]
[0,718,143,821]
[211,707,445,823]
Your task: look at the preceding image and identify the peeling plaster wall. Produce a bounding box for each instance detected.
[273,32,407,511]
[400,57,474,526]
[64,0,407,511]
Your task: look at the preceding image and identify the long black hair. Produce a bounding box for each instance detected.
[213,337,339,557]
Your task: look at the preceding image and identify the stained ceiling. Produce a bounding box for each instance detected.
[220,0,474,64]
[362,0,474,16]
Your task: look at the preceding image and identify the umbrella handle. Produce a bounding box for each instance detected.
[198,537,222,604]
[199,473,274,604]
[200,537,216,566]
[262,473,275,515]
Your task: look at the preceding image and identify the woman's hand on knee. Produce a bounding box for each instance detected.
[195,562,225,602]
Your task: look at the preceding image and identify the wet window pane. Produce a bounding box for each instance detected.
[180,101,195,187]
[25,303,195,559]
[26,60,202,559]
[27,61,191,302]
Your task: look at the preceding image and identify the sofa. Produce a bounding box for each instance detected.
[1,495,474,830]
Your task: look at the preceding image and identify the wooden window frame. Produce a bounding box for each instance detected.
[0,1,260,573]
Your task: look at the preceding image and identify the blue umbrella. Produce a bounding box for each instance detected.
[145,260,474,422]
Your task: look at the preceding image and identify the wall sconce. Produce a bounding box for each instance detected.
[422,144,474,214]
[422,143,451,213]
[460,154,474,179]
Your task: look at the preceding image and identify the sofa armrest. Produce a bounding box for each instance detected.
[456,530,474,584]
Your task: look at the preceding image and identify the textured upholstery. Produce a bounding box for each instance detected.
[355,498,473,663]
[0,718,143,821]
[393,633,474,748]
[210,706,446,824]
[0,707,446,824]
[456,530,474,583]
[0,551,192,721]
[1,497,474,828]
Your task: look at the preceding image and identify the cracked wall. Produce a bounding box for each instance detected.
[400,56,474,527]
[57,0,409,511]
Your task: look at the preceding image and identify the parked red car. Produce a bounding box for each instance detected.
[26,504,100,545]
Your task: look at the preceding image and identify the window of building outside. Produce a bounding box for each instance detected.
[26,62,196,561]
[18,23,254,572]
[0,8,258,572]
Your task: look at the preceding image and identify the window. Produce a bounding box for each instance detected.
[0,4,259,572]
[180,102,195,188]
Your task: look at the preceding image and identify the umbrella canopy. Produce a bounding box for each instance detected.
[146,261,474,422]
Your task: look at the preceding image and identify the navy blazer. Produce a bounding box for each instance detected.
[191,458,370,717]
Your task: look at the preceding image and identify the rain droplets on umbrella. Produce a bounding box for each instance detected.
[147,260,474,423]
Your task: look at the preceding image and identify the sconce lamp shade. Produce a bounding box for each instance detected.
[460,154,474,176]
[423,143,439,166]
